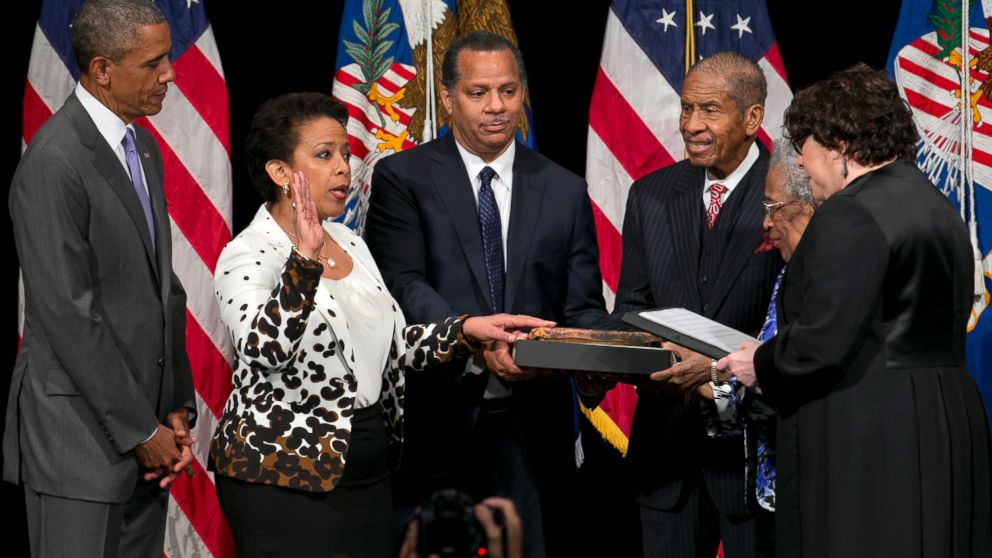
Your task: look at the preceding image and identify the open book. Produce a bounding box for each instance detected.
[623,308,759,359]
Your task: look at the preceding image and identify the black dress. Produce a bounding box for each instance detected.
[754,160,992,558]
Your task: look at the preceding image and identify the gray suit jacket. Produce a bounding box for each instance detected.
[3,92,194,503]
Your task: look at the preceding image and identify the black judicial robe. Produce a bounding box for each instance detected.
[754,160,992,558]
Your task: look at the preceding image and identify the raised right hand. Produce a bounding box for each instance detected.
[290,171,324,259]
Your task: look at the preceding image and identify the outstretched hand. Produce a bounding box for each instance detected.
[462,314,555,346]
[645,342,712,393]
[290,171,323,259]
[464,314,556,382]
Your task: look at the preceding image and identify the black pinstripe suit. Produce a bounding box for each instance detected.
[615,145,781,558]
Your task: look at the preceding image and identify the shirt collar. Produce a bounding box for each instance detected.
[454,139,516,186]
[75,82,132,152]
[703,141,759,192]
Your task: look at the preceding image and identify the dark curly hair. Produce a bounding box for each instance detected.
[245,92,348,201]
[784,63,918,165]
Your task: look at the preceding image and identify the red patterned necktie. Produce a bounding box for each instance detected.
[706,183,728,229]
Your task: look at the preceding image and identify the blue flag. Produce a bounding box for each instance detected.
[888,0,992,408]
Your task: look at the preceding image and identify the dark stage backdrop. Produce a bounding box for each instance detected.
[0,0,901,554]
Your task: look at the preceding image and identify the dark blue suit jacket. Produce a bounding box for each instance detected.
[365,132,606,498]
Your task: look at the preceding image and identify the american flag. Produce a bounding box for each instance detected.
[21,1,235,556]
[583,0,792,454]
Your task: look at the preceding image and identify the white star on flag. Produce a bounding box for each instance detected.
[186,0,199,7]
[730,14,752,39]
[656,8,677,32]
[696,12,715,36]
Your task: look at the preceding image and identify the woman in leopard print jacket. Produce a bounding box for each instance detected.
[209,93,549,557]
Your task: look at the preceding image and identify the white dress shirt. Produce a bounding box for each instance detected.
[75,82,150,196]
[321,254,395,408]
[701,142,759,207]
[454,140,515,266]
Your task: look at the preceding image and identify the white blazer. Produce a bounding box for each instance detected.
[209,204,468,492]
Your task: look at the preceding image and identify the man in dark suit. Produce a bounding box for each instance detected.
[4,1,195,556]
[613,52,781,558]
[365,31,606,557]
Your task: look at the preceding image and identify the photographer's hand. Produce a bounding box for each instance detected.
[397,519,419,558]
[476,497,523,558]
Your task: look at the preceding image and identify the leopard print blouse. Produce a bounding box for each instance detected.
[209,205,471,492]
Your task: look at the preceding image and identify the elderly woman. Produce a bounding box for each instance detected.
[209,92,550,558]
[720,65,992,558]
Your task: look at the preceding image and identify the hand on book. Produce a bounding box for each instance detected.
[644,342,712,393]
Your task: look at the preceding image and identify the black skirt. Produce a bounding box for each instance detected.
[216,402,393,558]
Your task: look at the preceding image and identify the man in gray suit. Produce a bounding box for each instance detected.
[4,1,195,556]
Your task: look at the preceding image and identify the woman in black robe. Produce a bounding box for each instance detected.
[720,64,992,558]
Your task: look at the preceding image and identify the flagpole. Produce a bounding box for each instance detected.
[685,0,695,73]
[423,0,436,144]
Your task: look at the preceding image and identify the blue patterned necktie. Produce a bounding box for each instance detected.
[478,166,504,313]
[122,128,156,253]
[758,266,786,343]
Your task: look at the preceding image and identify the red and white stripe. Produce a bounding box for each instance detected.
[584,8,792,443]
[21,20,235,558]
[895,28,992,188]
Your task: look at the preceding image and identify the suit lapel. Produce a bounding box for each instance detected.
[667,167,705,311]
[706,153,769,317]
[136,126,170,288]
[504,147,544,313]
[428,135,495,312]
[67,94,160,279]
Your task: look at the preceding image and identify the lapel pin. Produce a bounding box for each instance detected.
[143,152,150,159]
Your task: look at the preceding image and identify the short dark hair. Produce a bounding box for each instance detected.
[441,31,527,92]
[687,51,767,118]
[71,0,165,72]
[784,63,918,165]
[245,92,349,201]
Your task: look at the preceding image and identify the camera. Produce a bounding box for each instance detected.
[417,489,505,558]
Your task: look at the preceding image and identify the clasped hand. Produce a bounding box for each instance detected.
[134,408,196,489]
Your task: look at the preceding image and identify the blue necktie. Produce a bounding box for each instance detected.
[122,128,156,253]
[478,166,504,313]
